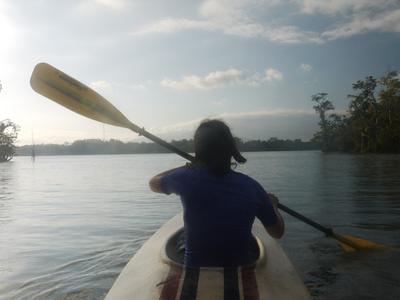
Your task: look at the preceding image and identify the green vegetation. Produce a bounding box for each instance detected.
[312,71,400,153]
[0,82,20,162]
[16,137,318,156]
[0,120,19,162]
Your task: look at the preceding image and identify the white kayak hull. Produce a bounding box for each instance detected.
[106,214,311,300]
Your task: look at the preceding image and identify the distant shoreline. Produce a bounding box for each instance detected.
[16,138,319,156]
[16,149,320,157]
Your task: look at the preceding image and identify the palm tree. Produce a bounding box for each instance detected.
[311,93,334,152]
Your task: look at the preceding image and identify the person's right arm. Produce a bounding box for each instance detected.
[264,193,285,239]
[149,166,186,194]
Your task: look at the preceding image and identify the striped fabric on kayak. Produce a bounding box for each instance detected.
[159,264,259,300]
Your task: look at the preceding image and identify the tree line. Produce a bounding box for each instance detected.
[5,71,399,161]
[16,137,318,156]
[0,81,20,162]
[312,71,400,153]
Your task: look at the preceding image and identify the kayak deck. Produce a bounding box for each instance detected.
[106,214,311,300]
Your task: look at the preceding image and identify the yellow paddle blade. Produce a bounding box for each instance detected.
[337,240,356,253]
[30,63,132,129]
[332,233,387,251]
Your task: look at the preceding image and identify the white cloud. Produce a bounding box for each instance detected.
[134,18,321,44]
[90,80,112,92]
[77,0,129,14]
[296,0,400,39]
[155,117,205,134]
[90,80,150,94]
[133,0,322,44]
[296,0,397,15]
[0,2,18,58]
[133,0,400,43]
[155,108,315,134]
[219,109,314,119]
[92,0,128,10]
[161,67,283,91]
[134,18,217,35]
[161,69,244,91]
[299,63,312,72]
[199,0,252,20]
[265,68,283,81]
[322,9,400,40]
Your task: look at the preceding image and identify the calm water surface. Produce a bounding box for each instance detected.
[0,152,399,299]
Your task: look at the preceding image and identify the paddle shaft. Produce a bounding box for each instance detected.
[128,123,195,162]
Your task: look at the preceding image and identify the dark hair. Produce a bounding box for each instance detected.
[194,119,246,175]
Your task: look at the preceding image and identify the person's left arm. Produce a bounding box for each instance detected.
[149,166,186,193]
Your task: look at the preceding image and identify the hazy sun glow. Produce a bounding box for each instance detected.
[0,3,17,58]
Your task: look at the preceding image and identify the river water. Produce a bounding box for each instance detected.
[0,152,399,299]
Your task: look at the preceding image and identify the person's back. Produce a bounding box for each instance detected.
[149,119,284,267]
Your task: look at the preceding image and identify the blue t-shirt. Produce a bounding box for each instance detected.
[161,167,277,267]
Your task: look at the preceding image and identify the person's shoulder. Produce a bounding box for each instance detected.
[229,170,258,185]
[229,171,267,203]
[164,166,192,180]
[231,170,267,191]
[177,165,207,178]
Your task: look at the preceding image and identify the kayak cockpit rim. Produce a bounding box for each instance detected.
[159,227,267,269]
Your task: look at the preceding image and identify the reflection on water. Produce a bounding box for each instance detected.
[0,162,14,227]
[0,152,399,299]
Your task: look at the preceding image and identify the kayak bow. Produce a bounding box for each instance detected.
[105,214,311,300]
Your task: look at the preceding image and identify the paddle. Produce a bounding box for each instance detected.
[277,204,385,251]
[30,63,193,162]
[30,62,387,252]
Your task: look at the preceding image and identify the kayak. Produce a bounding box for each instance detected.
[105,214,311,300]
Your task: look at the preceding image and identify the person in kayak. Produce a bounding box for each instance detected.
[149,119,284,267]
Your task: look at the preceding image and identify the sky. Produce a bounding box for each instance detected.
[0,0,399,145]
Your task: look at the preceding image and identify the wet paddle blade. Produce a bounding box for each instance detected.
[333,233,386,251]
[337,240,356,252]
[30,63,132,128]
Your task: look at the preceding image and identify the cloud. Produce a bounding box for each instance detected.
[296,0,400,39]
[134,18,321,44]
[296,0,397,15]
[133,0,400,43]
[90,80,112,92]
[134,18,217,35]
[322,9,400,40]
[90,80,150,93]
[299,63,312,72]
[155,108,315,134]
[161,69,243,91]
[161,68,283,91]
[155,117,205,134]
[265,68,283,81]
[77,0,129,14]
[133,0,322,44]
[219,109,315,119]
[0,2,18,57]
[92,0,128,10]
